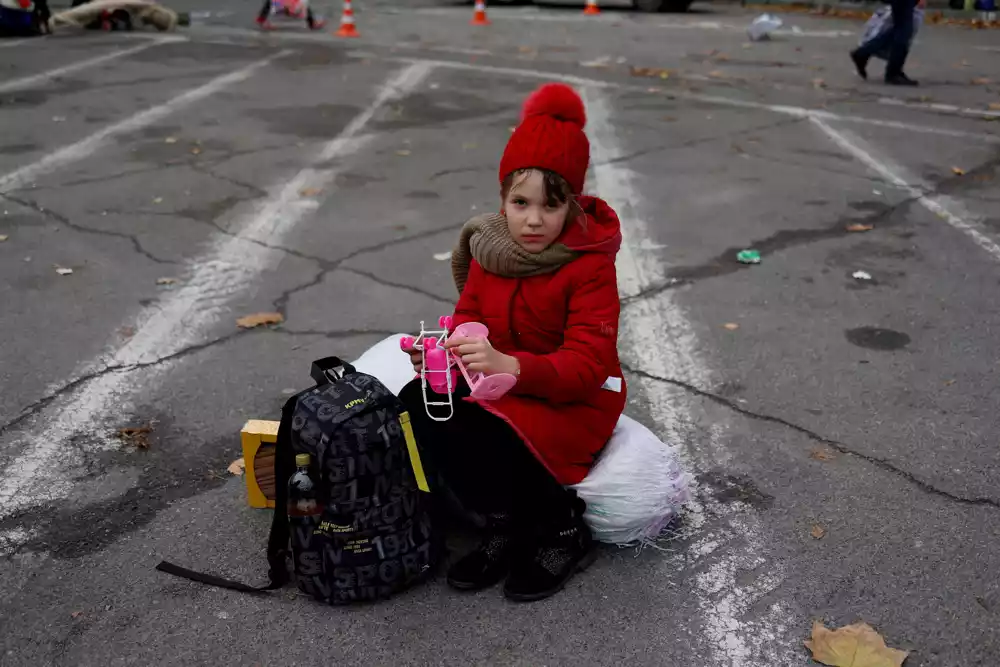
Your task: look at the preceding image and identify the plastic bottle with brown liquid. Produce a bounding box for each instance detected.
[288,453,323,594]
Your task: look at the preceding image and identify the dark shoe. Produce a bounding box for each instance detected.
[503,509,596,603]
[850,50,868,80]
[885,73,919,86]
[446,514,514,591]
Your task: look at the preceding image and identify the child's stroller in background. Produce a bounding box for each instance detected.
[0,0,49,36]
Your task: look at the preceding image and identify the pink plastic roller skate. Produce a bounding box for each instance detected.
[400,316,517,421]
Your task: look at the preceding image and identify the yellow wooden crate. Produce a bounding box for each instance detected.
[240,419,280,509]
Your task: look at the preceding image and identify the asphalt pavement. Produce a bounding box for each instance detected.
[1,2,999,665]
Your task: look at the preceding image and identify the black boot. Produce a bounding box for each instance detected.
[503,499,596,603]
[885,73,919,86]
[446,513,514,591]
[849,50,869,80]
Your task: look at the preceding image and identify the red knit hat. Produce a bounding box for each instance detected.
[498,83,589,195]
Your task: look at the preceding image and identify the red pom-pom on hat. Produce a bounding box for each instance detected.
[500,83,591,194]
[521,83,586,129]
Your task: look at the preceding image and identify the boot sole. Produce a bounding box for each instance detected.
[502,549,598,603]
[447,567,509,592]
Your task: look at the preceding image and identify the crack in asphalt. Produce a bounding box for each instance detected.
[0,193,180,265]
[0,324,402,445]
[623,364,1000,509]
[0,219,462,440]
[620,148,1000,305]
[269,327,400,339]
[15,143,291,193]
[620,190,921,304]
[597,116,807,169]
[0,329,255,441]
[189,161,271,199]
[270,220,464,317]
[339,265,455,305]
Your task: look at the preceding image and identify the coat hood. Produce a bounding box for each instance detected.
[557,195,622,256]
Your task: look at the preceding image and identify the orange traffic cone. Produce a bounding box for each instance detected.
[335,0,359,37]
[471,0,489,25]
[583,0,600,15]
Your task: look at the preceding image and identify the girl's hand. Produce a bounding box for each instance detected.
[445,335,519,376]
[401,344,423,374]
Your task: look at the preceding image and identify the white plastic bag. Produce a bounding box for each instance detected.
[350,334,414,395]
[350,337,692,546]
[572,415,692,546]
[747,13,782,41]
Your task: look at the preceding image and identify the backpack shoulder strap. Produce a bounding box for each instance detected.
[155,392,303,593]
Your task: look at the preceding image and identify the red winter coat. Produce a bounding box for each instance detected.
[452,196,627,485]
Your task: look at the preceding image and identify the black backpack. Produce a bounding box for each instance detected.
[157,357,440,604]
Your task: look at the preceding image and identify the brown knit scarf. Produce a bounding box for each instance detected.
[451,213,578,294]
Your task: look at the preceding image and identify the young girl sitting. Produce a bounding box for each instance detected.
[399,83,626,603]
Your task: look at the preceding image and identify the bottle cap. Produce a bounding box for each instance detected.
[295,453,311,466]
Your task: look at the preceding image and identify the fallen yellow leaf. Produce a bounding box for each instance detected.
[846,223,874,233]
[164,137,178,144]
[299,187,322,197]
[228,457,246,476]
[396,149,412,157]
[0,234,8,242]
[811,524,827,539]
[190,147,202,155]
[708,70,726,78]
[156,277,177,285]
[810,449,836,461]
[952,167,966,176]
[115,423,154,449]
[971,77,991,85]
[153,197,163,204]
[629,66,671,79]
[805,621,908,667]
[236,312,284,329]
[723,322,740,330]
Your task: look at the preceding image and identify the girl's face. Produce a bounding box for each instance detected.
[503,170,571,254]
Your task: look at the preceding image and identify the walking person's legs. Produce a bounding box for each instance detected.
[850,0,918,85]
[305,4,325,29]
[256,0,274,29]
[885,0,917,84]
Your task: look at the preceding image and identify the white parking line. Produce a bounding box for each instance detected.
[876,96,1000,121]
[0,62,434,542]
[401,57,1000,142]
[0,50,289,193]
[811,116,1000,264]
[0,37,182,95]
[585,85,798,666]
[184,26,1000,133]
[0,38,33,49]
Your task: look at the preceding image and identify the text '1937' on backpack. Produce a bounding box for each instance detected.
[156,356,440,604]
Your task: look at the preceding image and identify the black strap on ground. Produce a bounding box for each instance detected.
[155,391,304,594]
